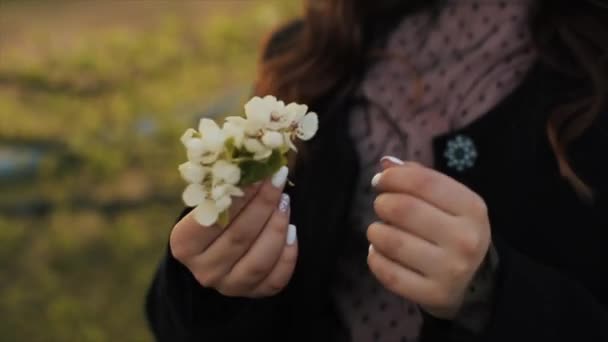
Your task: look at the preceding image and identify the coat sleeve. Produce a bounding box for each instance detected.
[420,111,608,342]
[420,236,608,342]
[486,238,608,342]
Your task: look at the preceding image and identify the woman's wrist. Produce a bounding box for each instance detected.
[445,244,500,333]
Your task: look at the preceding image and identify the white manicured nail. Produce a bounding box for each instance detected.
[286,224,297,245]
[278,193,290,213]
[371,173,382,187]
[271,166,289,188]
[368,244,374,255]
[381,155,405,165]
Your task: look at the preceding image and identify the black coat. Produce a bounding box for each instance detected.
[146,23,608,342]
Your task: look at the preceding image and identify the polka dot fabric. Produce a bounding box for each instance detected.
[332,1,536,341]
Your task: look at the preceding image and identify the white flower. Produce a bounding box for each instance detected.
[244,95,293,130]
[178,161,207,184]
[286,102,308,122]
[181,128,205,159]
[244,137,272,160]
[223,116,248,148]
[193,200,222,227]
[182,182,244,227]
[192,184,244,226]
[198,118,225,148]
[267,101,296,130]
[214,196,232,214]
[283,132,297,151]
[182,183,207,207]
[211,183,244,201]
[179,96,321,227]
[181,119,225,164]
[261,131,284,149]
[211,160,241,185]
[296,112,318,141]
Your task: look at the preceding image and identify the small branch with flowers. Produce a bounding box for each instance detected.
[178,95,318,227]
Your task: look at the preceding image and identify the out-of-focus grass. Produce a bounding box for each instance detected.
[0,1,299,341]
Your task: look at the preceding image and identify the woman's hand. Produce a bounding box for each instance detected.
[170,166,298,298]
[367,157,491,319]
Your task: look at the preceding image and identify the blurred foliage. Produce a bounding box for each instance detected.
[0,1,299,341]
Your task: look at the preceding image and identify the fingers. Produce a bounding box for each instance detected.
[367,245,435,303]
[367,222,442,277]
[221,194,291,291]
[170,182,262,260]
[373,162,484,216]
[373,193,456,244]
[251,226,298,297]
[188,173,287,284]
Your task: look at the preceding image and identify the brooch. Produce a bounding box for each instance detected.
[444,135,477,172]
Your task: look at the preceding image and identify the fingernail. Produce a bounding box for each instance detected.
[278,193,290,213]
[286,224,297,245]
[271,166,289,188]
[371,172,382,187]
[368,244,374,255]
[381,155,405,165]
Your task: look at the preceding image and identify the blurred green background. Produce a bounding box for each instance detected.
[0,1,298,341]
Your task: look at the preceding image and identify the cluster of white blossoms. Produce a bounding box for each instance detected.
[179,95,318,227]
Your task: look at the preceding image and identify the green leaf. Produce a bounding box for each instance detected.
[223,137,236,160]
[238,149,287,186]
[233,145,253,160]
[267,148,288,170]
[217,210,230,228]
[278,141,290,154]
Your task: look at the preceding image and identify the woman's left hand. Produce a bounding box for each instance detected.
[367,157,491,319]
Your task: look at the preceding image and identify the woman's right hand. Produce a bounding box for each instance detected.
[169,166,298,298]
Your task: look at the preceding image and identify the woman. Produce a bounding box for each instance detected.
[146,1,608,341]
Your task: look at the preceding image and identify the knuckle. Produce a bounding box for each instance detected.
[193,270,220,288]
[397,198,417,223]
[266,282,286,294]
[366,222,382,244]
[369,255,400,290]
[227,233,248,248]
[270,218,289,236]
[261,274,292,295]
[281,250,298,266]
[227,229,256,248]
[410,169,434,194]
[386,199,404,220]
[446,259,470,280]
[251,290,271,298]
[382,269,401,291]
[373,195,384,215]
[382,167,399,183]
[170,242,190,263]
[244,264,272,280]
[471,195,488,218]
[169,227,190,262]
[267,289,282,296]
[258,185,278,208]
[457,230,485,258]
[374,195,402,221]
[216,285,240,297]
[385,232,404,253]
[248,291,265,299]
[428,284,451,306]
